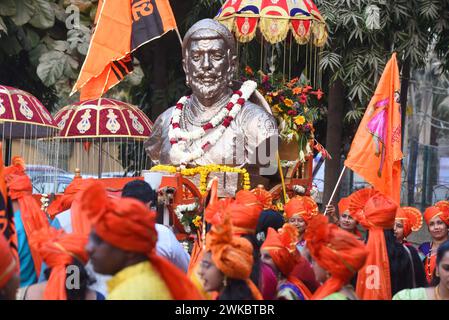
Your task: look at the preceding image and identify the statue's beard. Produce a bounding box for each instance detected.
[189,74,229,101]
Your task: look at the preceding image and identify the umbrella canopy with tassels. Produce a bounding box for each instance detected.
[215,0,327,46]
[54,98,153,178]
[0,85,59,167]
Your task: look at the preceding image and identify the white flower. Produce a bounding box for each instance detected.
[168,81,257,165]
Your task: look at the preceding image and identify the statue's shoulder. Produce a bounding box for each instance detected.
[154,106,175,125]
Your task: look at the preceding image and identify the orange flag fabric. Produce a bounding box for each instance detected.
[72,0,178,100]
[345,53,403,204]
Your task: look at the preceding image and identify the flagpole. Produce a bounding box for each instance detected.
[175,29,183,46]
[323,166,347,216]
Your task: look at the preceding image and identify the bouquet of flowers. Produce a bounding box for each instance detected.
[243,66,329,162]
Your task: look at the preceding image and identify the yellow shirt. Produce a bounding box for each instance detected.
[107,261,172,300]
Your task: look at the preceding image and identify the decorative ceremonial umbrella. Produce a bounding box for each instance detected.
[0,85,59,166]
[0,85,58,139]
[54,98,153,178]
[216,0,327,46]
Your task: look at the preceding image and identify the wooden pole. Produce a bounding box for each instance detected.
[323,166,346,216]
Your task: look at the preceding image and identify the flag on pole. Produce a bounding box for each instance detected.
[72,0,179,100]
[345,53,403,203]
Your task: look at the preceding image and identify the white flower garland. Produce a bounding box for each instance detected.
[174,202,199,233]
[168,80,257,165]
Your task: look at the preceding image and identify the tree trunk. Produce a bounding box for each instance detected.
[323,79,345,206]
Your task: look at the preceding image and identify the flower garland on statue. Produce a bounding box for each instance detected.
[168,80,258,165]
[174,202,199,234]
[150,164,251,195]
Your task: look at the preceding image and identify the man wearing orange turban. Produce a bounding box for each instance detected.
[261,223,312,300]
[347,189,397,300]
[0,234,19,300]
[338,197,363,239]
[199,201,262,300]
[283,196,319,254]
[394,207,427,289]
[82,182,201,300]
[419,201,449,284]
[305,215,368,300]
[4,157,51,287]
[18,227,103,300]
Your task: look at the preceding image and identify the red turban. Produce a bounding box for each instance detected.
[261,223,312,299]
[29,227,88,300]
[338,197,350,214]
[396,207,423,239]
[232,190,263,235]
[305,215,368,300]
[251,187,273,210]
[80,182,202,300]
[206,203,262,300]
[348,189,397,300]
[4,157,49,277]
[283,196,319,222]
[0,234,16,288]
[205,191,263,235]
[424,201,449,226]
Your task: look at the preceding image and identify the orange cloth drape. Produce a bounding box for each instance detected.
[348,191,397,300]
[261,224,312,299]
[80,181,202,300]
[0,233,16,288]
[345,53,403,204]
[4,158,50,278]
[29,227,88,300]
[0,148,19,272]
[305,215,368,300]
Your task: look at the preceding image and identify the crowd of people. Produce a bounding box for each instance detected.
[0,157,448,300]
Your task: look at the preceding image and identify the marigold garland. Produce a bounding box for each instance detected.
[150,164,251,194]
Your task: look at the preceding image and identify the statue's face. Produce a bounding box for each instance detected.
[184,37,234,101]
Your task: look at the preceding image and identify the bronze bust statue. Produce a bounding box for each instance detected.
[145,19,278,175]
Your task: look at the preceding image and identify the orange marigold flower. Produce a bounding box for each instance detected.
[293,87,302,95]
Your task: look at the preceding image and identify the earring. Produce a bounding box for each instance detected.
[223,276,228,287]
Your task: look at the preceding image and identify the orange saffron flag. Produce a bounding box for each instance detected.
[345,53,403,204]
[72,0,178,100]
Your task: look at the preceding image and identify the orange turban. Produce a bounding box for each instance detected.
[283,196,319,222]
[4,157,49,278]
[206,203,262,300]
[29,227,88,300]
[338,197,350,214]
[80,182,202,300]
[232,190,263,235]
[251,187,273,210]
[348,189,397,300]
[424,201,449,226]
[0,234,16,288]
[261,223,312,299]
[305,215,368,300]
[396,207,423,239]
